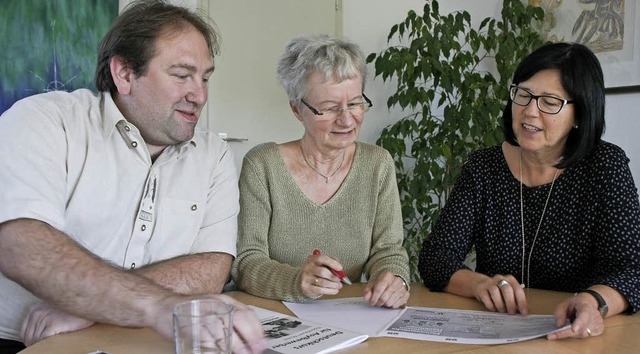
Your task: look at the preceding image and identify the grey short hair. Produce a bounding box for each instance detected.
[276,34,367,104]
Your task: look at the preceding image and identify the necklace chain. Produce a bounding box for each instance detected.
[519,149,559,288]
[299,140,345,183]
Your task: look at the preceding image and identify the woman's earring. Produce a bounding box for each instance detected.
[573,125,579,129]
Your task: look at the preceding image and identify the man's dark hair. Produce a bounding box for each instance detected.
[94,0,220,94]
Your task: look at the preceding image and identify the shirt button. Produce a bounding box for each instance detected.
[191,204,197,211]
[130,263,136,269]
[141,224,146,231]
[124,125,131,131]
[131,141,138,148]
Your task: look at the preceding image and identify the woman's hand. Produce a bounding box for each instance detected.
[363,272,409,308]
[299,252,344,298]
[547,293,604,340]
[472,274,528,315]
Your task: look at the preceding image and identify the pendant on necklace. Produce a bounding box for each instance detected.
[299,140,345,184]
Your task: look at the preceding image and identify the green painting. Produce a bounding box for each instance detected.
[0,0,118,114]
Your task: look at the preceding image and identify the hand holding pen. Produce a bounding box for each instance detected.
[299,249,350,298]
[313,250,352,284]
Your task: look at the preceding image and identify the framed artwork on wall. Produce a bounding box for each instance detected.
[0,0,118,114]
[530,0,640,93]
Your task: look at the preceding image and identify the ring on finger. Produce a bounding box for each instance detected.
[586,328,592,336]
[497,279,510,288]
[315,277,319,285]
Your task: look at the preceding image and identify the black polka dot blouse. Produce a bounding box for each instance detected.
[418,141,640,314]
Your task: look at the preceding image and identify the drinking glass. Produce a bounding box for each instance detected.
[173,299,234,354]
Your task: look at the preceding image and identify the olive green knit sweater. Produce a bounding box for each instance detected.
[232,142,409,302]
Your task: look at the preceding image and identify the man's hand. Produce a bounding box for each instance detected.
[20,302,94,346]
[152,294,267,354]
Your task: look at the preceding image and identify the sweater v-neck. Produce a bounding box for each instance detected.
[274,141,359,207]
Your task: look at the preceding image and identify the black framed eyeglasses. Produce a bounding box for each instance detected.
[301,93,372,120]
[509,84,574,115]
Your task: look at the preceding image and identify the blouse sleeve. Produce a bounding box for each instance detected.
[418,158,479,291]
[589,146,640,313]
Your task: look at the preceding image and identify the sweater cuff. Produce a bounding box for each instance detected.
[395,274,410,291]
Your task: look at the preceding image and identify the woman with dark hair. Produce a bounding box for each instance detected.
[418,42,640,340]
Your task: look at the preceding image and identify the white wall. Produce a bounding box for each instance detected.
[343,0,640,182]
[603,91,640,182]
[119,0,640,181]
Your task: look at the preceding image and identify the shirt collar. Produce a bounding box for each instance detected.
[100,91,197,153]
[100,91,125,139]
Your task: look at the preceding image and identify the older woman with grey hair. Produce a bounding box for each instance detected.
[232,34,410,308]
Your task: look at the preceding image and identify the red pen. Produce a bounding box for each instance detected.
[313,249,352,285]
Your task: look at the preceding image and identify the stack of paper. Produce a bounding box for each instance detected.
[250,306,368,354]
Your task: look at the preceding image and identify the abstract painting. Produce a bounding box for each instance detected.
[0,0,118,114]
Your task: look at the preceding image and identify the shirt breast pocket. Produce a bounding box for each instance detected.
[148,197,204,261]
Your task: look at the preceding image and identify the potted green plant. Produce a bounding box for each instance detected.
[367,0,545,281]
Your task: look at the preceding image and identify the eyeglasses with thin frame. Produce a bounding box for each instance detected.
[300,94,372,120]
[509,84,574,115]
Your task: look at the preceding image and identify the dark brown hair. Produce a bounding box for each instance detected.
[94,0,220,94]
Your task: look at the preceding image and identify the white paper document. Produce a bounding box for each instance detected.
[250,306,368,354]
[283,297,402,336]
[283,297,568,345]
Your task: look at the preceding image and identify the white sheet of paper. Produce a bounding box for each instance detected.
[283,297,402,337]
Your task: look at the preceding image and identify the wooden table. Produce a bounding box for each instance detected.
[19,283,640,353]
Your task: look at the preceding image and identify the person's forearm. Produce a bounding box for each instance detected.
[135,252,233,294]
[588,284,629,317]
[445,269,489,298]
[0,218,174,328]
[366,252,410,284]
